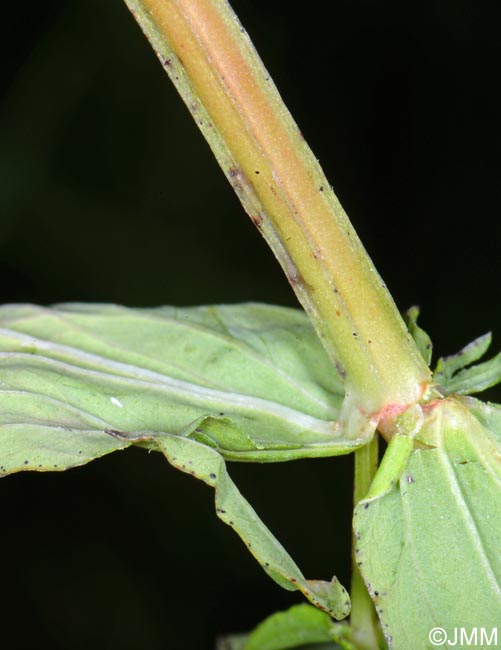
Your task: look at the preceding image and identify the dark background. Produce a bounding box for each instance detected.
[1,1,500,648]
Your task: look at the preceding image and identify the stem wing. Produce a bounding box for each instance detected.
[114,430,351,620]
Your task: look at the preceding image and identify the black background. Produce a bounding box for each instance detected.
[1,1,500,648]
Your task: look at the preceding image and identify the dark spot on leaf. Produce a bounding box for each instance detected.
[24,460,29,465]
[364,502,370,509]
[209,473,217,480]
[407,474,415,483]
[251,214,263,228]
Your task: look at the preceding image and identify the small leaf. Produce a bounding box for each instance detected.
[437,349,501,395]
[434,331,497,395]
[435,332,492,380]
[405,307,433,366]
[354,396,501,650]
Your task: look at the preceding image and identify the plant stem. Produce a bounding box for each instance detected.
[351,438,382,650]
[123,0,432,416]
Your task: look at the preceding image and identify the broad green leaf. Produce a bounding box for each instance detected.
[463,396,501,445]
[0,303,364,619]
[0,302,373,476]
[405,307,433,366]
[353,396,501,650]
[109,430,350,620]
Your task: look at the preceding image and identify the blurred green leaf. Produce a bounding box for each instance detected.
[242,603,353,649]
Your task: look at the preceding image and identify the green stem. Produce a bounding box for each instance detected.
[351,438,382,650]
[123,0,432,415]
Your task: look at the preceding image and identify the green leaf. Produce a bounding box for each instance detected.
[404,307,433,366]
[217,638,341,650]
[218,605,348,650]
[437,349,501,395]
[0,302,364,619]
[353,396,501,650]
[110,430,350,620]
[435,332,492,380]
[0,302,373,476]
[434,331,501,395]
[242,604,353,650]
